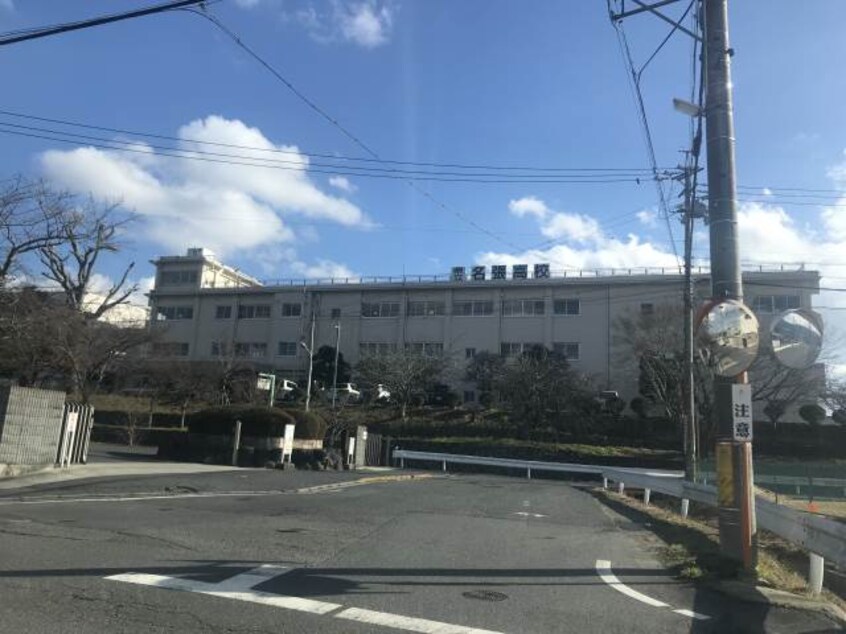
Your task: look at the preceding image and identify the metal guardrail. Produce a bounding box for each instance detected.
[393,449,846,595]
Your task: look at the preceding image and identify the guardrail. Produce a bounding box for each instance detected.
[393,449,846,596]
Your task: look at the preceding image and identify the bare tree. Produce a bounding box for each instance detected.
[39,200,137,319]
[0,176,80,285]
[356,350,450,420]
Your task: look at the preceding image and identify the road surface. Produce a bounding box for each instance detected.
[0,465,838,633]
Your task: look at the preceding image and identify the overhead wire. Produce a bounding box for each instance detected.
[0,108,670,175]
[180,7,528,252]
[609,4,681,262]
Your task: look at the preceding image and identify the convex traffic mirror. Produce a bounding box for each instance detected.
[770,309,823,369]
[696,300,760,377]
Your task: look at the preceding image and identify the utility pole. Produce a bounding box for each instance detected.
[331,323,342,410]
[302,313,316,413]
[703,0,756,570]
[681,164,698,483]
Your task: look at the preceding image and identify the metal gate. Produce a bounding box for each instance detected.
[57,402,95,467]
[364,432,385,466]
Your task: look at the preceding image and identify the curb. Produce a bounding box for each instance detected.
[712,580,846,627]
[0,463,56,480]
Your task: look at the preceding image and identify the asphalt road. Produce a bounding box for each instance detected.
[0,465,839,633]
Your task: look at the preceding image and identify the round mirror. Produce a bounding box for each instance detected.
[770,309,823,369]
[696,300,760,377]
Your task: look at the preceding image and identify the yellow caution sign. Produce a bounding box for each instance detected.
[716,442,734,507]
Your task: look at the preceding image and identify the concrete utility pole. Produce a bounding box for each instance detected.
[303,313,316,412]
[331,323,341,410]
[681,165,698,483]
[703,0,756,569]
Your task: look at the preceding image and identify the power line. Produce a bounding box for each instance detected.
[180,7,530,253]
[0,127,659,186]
[0,109,668,175]
[0,0,207,47]
[609,10,680,262]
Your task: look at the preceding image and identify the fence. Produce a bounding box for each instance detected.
[57,403,95,467]
[393,449,846,596]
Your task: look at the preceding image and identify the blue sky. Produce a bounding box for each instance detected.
[2,0,846,358]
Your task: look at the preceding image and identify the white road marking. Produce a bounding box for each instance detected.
[107,565,508,632]
[673,609,711,621]
[512,512,547,518]
[334,607,505,634]
[595,560,711,621]
[214,564,291,591]
[595,560,668,607]
[107,571,340,615]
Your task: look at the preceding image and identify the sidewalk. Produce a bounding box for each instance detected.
[0,442,241,491]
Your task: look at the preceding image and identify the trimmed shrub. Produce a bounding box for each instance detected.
[282,409,328,440]
[188,406,296,437]
[798,404,826,426]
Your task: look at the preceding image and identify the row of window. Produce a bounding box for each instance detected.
[752,294,800,314]
[158,270,198,286]
[155,298,586,322]
[501,341,580,359]
[153,340,582,360]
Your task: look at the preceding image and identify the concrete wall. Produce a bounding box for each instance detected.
[0,385,66,465]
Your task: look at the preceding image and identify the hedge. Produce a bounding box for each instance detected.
[281,409,327,440]
[188,406,296,437]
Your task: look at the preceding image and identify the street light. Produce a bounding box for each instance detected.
[300,314,315,412]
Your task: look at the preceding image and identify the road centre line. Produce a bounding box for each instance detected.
[107,564,508,634]
[594,560,710,620]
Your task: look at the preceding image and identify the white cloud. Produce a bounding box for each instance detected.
[39,116,369,258]
[296,0,395,48]
[762,187,773,197]
[294,258,357,279]
[636,209,657,226]
[508,196,548,219]
[540,212,602,243]
[335,0,393,47]
[329,175,357,193]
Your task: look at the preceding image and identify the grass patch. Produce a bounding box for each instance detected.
[396,436,681,468]
[595,487,846,610]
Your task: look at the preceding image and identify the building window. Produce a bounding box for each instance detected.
[502,299,545,316]
[453,300,494,316]
[501,342,543,357]
[155,305,193,321]
[152,342,189,357]
[553,342,580,360]
[553,299,580,316]
[281,303,302,317]
[463,391,476,403]
[215,305,232,319]
[277,341,298,357]
[640,303,654,316]
[330,308,341,319]
[408,300,446,316]
[360,342,397,356]
[235,342,268,358]
[465,347,476,359]
[238,304,271,319]
[752,294,800,314]
[406,342,444,356]
[362,302,400,317]
[158,270,198,286]
[210,341,229,357]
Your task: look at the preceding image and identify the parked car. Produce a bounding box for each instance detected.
[325,382,362,402]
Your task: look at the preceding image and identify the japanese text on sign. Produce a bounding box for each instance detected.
[731,383,753,441]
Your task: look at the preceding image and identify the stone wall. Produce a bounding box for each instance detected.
[0,385,65,465]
